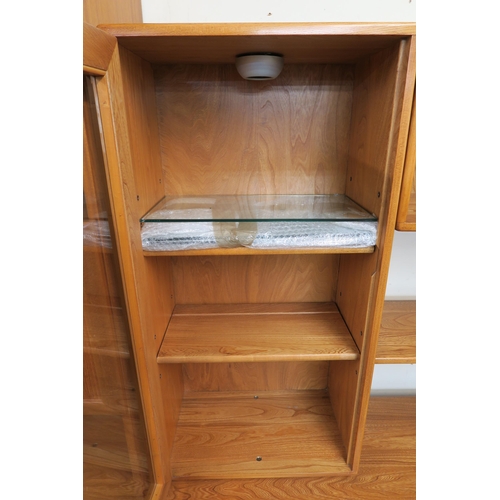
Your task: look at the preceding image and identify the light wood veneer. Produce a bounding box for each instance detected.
[171,390,351,479]
[167,396,415,497]
[158,303,359,363]
[376,300,416,364]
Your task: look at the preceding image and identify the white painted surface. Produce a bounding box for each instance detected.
[141,0,416,23]
[140,0,417,394]
[371,364,416,396]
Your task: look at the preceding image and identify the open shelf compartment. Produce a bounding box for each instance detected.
[157,302,359,364]
[171,389,351,479]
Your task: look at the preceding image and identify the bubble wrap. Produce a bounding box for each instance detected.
[141,220,377,251]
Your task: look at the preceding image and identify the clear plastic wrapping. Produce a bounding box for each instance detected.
[141,220,377,251]
[83,220,112,249]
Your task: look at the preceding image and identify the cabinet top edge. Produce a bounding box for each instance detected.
[97,22,416,38]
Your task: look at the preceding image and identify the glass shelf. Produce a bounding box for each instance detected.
[140,194,376,223]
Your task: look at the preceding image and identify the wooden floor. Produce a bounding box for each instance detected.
[166,396,416,499]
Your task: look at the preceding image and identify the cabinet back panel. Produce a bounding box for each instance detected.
[183,362,329,392]
[153,64,353,196]
[171,255,338,304]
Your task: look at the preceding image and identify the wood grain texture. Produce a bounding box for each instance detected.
[342,36,417,472]
[376,301,416,364]
[84,414,151,474]
[345,42,403,219]
[118,47,165,218]
[183,361,329,392]
[84,22,116,73]
[95,49,181,488]
[171,255,338,304]
[83,463,152,500]
[83,0,142,26]
[154,64,353,196]
[166,396,415,499]
[171,390,350,479]
[144,246,374,257]
[84,74,152,498]
[396,89,416,231]
[98,23,415,65]
[328,358,361,465]
[158,303,358,363]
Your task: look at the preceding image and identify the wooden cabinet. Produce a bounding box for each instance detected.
[83,29,154,498]
[376,300,416,364]
[396,88,416,231]
[84,21,416,497]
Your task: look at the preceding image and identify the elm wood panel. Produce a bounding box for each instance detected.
[171,255,338,304]
[171,391,350,479]
[118,47,165,218]
[83,22,117,73]
[84,74,147,427]
[337,37,416,471]
[83,463,151,500]
[158,307,359,363]
[83,354,141,416]
[96,50,182,487]
[83,304,129,357]
[84,352,101,403]
[84,76,110,219]
[337,252,378,352]
[83,250,124,307]
[341,37,417,473]
[144,246,374,257]
[376,300,416,364]
[397,89,417,231]
[328,359,360,468]
[360,396,415,468]
[98,23,415,65]
[183,361,329,392]
[345,42,404,219]
[143,257,176,354]
[166,396,415,499]
[84,415,151,474]
[154,64,352,196]
[175,301,339,316]
[84,0,142,26]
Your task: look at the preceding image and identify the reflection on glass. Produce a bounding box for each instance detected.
[141,194,376,223]
[83,76,153,499]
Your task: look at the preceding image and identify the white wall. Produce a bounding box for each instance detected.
[141,0,416,23]
[141,0,417,395]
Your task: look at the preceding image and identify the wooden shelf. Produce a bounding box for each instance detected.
[171,390,350,479]
[157,303,360,364]
[375,301,416,364]
[144,246,374,257]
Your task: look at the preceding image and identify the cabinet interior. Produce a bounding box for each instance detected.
[97,25,414,481]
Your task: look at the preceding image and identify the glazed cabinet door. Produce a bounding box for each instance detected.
[83,26,154,499]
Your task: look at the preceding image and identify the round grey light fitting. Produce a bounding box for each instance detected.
[235,53,284,80]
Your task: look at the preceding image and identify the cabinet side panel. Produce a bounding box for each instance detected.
[345,42,403,218]
[97,47,183,489]
[118,47,166,218]
[171,255,338,304]
[184,362,329,392]
[336,37,416,470]
[154,64,353,195]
